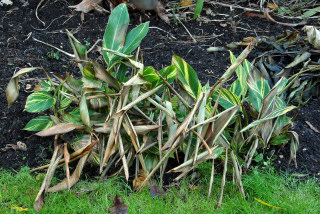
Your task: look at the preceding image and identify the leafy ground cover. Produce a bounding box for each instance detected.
[1,166,320,213]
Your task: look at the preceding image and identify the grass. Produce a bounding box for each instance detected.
[0,165,319,214]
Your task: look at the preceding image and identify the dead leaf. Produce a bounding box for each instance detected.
[245,11,266,19]
[35,123,84,137]
[109,195,128,214]
[0,141,27,152]
[180,0,192,7]
[69,0,102,13]
[219,23,227,28]
[303,26,320,49]
[305,121,319,133]
[133,177,146,190]
[149,186,165,198]
[189,184,200,190]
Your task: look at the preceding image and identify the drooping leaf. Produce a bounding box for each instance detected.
[6,67,40,106]
[241,106,296,133]
[25,91,56,113]
[91,60,120,91]
[103,4,129,66]
[35,123,84,136]
[80,93,90,127]
[172,55,202,99]
[24,116,54,131]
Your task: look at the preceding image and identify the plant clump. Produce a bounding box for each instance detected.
[6,3,301,211]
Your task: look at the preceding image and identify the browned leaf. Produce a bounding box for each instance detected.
[133,177,146,190]
[35,123,84,137]
[109,195,128,214]
[69,0,102,13]
[264,8,307,27]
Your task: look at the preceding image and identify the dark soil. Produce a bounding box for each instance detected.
[0,1,319,179]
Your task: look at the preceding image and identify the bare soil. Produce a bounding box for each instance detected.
[0,0,319,179]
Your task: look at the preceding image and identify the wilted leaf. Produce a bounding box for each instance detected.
[69,0,102,13]
[24,116,54,131]
[6,67,40,107]
[25,91,56,113]
[80,93,90,127]
[35,123,83,137]
[133,177,146,190]
[303,26,320,49]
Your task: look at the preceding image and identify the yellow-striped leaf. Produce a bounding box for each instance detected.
[212,88,241,109]
[25,91,56,113]
[172,55,202,99]
[23,116,54,131]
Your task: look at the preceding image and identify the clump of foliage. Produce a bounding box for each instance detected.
[5,3,299,211]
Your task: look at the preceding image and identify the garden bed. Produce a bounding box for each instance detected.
[0,0,319,180]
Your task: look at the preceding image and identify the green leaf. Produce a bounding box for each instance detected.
[248,79,270,111]
[38,81,54,92]
[194,0,204,19]
[253,153,263,162]
[230,52,250,98]
[301,6,320,19]
[172,55,202,99]
[103,4,129,66]
[23,116,54,131]
[212,88,241,109]
[154,66,176,88]
[270,135,290,146]
[123,22,149,54]
[25,91,56,112]
[142,67,158,83]
[58,87,72,111]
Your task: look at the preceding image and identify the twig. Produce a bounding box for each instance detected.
[210,1,261,12]
[36,0,46,26]
[33,37,75,58]
[173,14,197,43]
[149,26,177,40]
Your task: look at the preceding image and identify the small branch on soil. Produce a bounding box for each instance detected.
[33,37,75,58]
[36,0,46,26]
[149,27,177,40]
[173,14,197,43]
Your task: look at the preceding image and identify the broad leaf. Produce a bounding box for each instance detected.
[172,55,202,99]
[123,22,149,54]
[24,116,54,131]
[103,4,129,66]
[230,52,250,98]
[212,88,241,109]
[25,91,56,113]
[270,135,290,145]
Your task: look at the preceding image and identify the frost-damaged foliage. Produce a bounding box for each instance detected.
[6,4,298,211]
[226,27,320,107]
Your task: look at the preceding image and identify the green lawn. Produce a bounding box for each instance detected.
[0,166,319,213]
